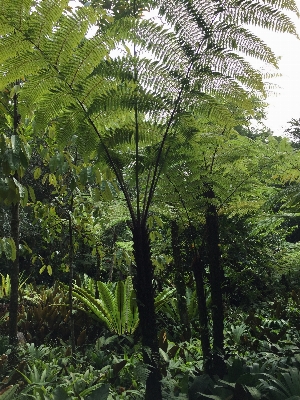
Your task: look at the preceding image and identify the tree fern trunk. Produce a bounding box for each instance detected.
[192,250,211,373]
[9,92,20,353]
[171,221,191,341]
[205,187,226,377]
[132,222,162,400]
[9,201,19,349]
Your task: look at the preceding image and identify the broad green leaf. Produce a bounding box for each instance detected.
[10,84,21,97]
[34,167,42,180]
[11,135,20,154]
[20,186,28,207]
[21,140,31,160]
[19,151,29,169]
[13,177,25,198]
[49,173,57,186]
[101,181,113,201]
[28,186,36,202]
[1,237,16,261]
[40,265,46,274]
[94,168,102,184]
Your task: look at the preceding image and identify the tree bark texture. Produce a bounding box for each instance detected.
[192,251,211,373]
[205,187,226,377]
[171,221,191,341]
[132,222,162,400]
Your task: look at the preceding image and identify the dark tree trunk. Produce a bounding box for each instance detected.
[9,91,20,354]
[9,201,20,349]
[205,187,226,377]
[132,222,162,400]
[171,221,191,341]
[68,195,75,359]
[192,250,211,373]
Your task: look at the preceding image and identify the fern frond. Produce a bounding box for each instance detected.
[263,0,299,16]
[212,23,278,66]
[0,51,47,90]
[0,32,32,65]
[223,0,299,35]
[0,0,32,31]
[43,8,94,68]
[26,0,69,48]
[64,35,113,87]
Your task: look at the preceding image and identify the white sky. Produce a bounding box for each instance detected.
[255,1,300,136]
[70,0,300,136]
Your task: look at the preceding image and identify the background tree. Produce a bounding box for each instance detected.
[0,85,33,351]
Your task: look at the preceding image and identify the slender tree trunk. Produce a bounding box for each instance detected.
[192,250,211,373]
[132,222,162,400]
[171,221,191,341]
[9,92,20,354]
[205,187,226,377]
[9,201,20,348]
[68,194,75,358]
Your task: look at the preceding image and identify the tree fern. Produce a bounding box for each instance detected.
[0,0,299,396]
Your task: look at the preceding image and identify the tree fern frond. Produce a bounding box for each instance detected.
[0,32,33,65]
[26,0,69,48]
[0,51,47,90]
[192,50,265,92]
[212,23,278,66]
[57,113,99,155]
[43,6,97,69]
[262,0,299,16]
[158,0,215,41]
[188,75,255,115]
[0,0,32,30]
[224,1,299,35]
[33,89,77,130]
[19,72,60,108]
[64,36,112,87]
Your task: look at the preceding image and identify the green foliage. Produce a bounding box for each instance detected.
[0,385,19,400]
[72,276,139,335]
[259,368,300,400]
[72,276,175,335]
[0,238,16,261]
[16,283,97,345]
[1,1,300,398]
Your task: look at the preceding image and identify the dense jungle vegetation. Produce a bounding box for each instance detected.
[1,0,300,398]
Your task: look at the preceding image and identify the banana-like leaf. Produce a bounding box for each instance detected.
[72,286,113,331]
[97,281,118,329]
[115,280,125,335]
